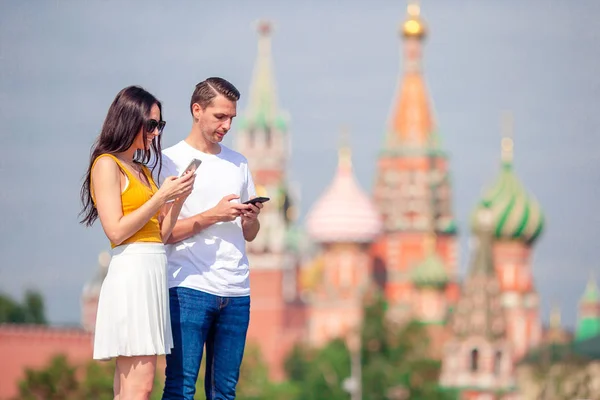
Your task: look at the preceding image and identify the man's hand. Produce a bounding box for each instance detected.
[208,194,250,222]
[241,197,263,241]
[241,200,263,223]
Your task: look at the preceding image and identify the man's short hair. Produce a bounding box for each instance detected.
[190,77,240,113]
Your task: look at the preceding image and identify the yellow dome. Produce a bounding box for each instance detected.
[401,3,427,39]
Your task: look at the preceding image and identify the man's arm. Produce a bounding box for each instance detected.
[242,218,260,242]
[166,194,250,244]
[165,211,221,244]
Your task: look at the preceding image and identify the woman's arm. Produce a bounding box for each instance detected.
[92,157,168,246]
[159,200,185,243]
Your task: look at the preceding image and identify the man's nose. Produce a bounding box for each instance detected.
[222,119,232,131]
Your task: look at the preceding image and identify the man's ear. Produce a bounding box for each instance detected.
[191,103,203,120]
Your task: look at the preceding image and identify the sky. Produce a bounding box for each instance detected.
[0,0,599,329]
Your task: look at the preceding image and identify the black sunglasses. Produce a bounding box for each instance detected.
[145,119,166,133]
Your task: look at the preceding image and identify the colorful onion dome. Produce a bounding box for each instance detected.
[306,144,382,244]
[471,136,544,244]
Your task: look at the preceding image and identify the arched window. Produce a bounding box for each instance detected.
[494,350,502,375]
[470,348,479,372]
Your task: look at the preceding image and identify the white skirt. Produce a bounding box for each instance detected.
[93,242,173,360]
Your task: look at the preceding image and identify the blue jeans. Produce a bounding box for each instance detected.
[162,287,250,400]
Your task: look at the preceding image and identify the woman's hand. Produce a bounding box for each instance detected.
[157,172,196,203]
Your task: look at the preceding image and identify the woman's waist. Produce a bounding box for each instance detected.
[111,241,166,256]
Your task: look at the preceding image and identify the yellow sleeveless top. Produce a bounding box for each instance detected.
[91,154,162,248]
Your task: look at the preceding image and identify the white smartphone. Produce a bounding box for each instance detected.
[180,158,202,177]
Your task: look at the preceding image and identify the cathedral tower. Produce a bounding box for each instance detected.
[372,1,459,322]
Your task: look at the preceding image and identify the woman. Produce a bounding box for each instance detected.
[79,86,195,399]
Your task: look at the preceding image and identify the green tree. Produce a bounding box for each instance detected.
[16,356,161,400]
[16,355,79,400]
[23,291,47,324]
[360,294,454,400]
[0,290,47,325]
[0,293,27,323]
[231,343,298,400]
[285,340,350,400]
[80,360,115,400]
[285,292,454,400]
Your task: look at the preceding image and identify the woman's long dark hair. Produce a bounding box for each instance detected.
[79,86,163,226]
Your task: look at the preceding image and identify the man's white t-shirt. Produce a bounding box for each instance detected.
[158,140,256,297]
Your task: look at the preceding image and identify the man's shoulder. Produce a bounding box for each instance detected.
[157,141,187,178]
[162,141,186,159]
[220,145,249,165]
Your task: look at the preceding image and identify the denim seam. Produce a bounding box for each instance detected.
[211,348,216,400]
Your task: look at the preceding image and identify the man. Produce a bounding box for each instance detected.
[158,77,263,400]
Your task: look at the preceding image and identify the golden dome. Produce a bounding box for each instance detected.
[401,2,427,39]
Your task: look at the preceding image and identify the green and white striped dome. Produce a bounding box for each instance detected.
[471,161,544,245]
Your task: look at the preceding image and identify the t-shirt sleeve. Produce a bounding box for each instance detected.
[242,163,257,203]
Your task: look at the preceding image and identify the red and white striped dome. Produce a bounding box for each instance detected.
[306,147,382,243]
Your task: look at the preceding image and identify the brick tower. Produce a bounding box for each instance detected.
[234,21,300,379]
[440,209,517,399]
[371,1,459,322]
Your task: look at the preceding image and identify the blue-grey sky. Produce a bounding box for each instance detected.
[0,0,598,329]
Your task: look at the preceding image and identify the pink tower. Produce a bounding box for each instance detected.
[304,133,382,347]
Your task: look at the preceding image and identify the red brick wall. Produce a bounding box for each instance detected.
[0,325,93,400]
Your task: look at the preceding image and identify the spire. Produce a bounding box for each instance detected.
[244,20,284,130]
[501,111,514,165]
[408,0,420,16]
[582,272,600,303]
[575,273,600,342]
[546,303,571,344]
[387,1,435,148]
[402,0,427,39]
[338,125,352,172]
[549,304,562,330]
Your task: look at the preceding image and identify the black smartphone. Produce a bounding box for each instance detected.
[243,197,270,205]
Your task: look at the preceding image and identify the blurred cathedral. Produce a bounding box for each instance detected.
[77,2,600,399]
[212,2,600,398]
